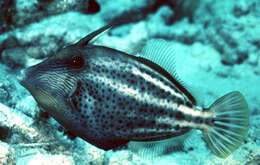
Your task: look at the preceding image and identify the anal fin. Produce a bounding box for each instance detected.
[127,131,192,160]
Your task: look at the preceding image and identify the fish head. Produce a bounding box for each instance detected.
[17,24,113,118]
[17,45,87,118]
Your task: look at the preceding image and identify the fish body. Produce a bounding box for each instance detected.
[18,25,249,158]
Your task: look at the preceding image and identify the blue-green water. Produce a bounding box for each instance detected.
[0,0,259,164]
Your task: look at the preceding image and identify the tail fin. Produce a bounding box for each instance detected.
[203,91,249,158]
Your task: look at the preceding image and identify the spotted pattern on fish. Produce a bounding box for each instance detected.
[68,54,208,142]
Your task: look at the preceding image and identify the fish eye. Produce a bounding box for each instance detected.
[70,55,84,68]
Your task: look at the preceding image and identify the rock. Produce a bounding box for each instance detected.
[23,153,75,165]
[0,142,15,165]
[1,47,28,68]
[193,0,260,65]
[107,150,144,165]
[0,103,38,142]
[0,0,100,34]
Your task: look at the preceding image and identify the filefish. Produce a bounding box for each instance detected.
[18,24,249,158]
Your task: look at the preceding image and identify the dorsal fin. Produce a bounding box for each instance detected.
[75,24,114,47]
[133,39,196,104]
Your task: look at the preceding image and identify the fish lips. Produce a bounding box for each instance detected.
[17,67,59,112]
[17,67,37,90]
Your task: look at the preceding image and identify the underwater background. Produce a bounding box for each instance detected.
[0,0,259,164]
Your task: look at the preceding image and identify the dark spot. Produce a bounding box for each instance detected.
[150,132,155,136]
[138,123,144,127]
[186,101,193,108]
[0,126,11,141]
[177,99,184,105]
[58,126,63,132]
[175,111,185,119]
[159,109,164,114]
[72,98,78,107]
[39,111,50,119]
[78,97,82,102]
[130,80,135,84]
[162,124,169,129]
[126,122,133,128]
[175,124,180,130]
[65,131,77,140]
[139,108,144,112]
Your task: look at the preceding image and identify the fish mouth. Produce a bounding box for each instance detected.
[17,67,40,90]
[17,68,58,112]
